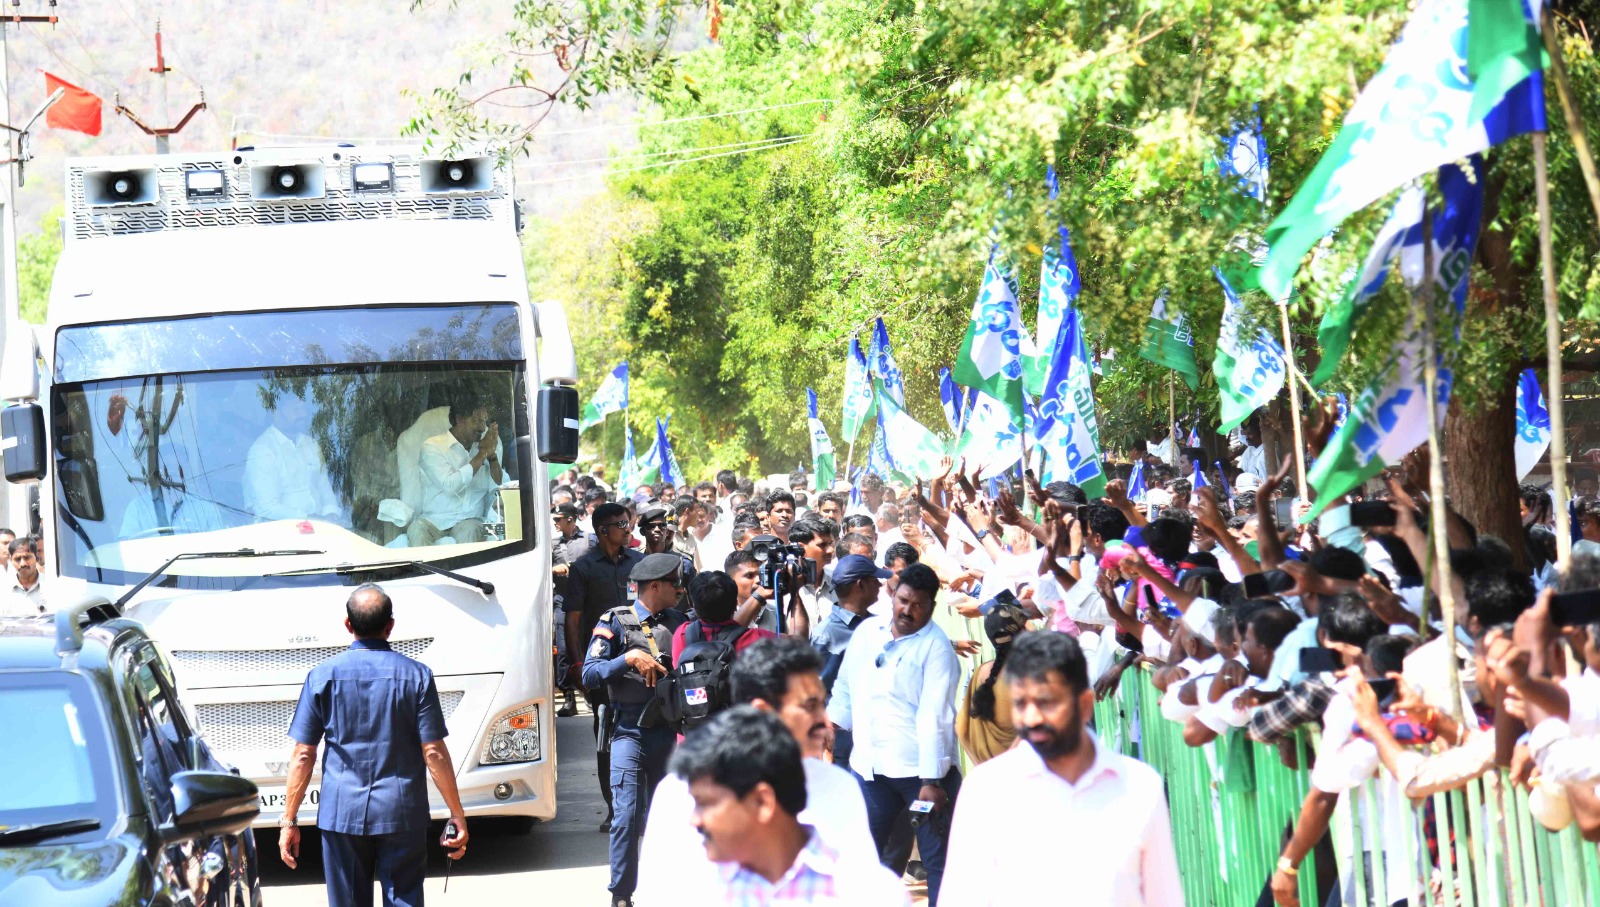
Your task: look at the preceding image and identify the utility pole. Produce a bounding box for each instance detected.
[0,6,63,535]
[113,20,204,154]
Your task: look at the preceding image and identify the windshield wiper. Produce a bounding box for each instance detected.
[116,548,327,608]
[267,559,495,597]
[0,817,101,845]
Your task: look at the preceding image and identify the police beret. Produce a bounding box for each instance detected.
[630,553,684,583]
[638,507,669,526]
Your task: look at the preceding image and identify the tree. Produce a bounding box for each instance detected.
[18,205,62,324]
[430,0,1600,547]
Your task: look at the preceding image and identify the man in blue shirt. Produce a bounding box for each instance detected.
[279,583,469,907]
[583,552,689,907]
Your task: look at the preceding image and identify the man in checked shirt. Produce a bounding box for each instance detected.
[672,706,909,906]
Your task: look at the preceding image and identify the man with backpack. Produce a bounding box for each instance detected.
[666,571,779,732]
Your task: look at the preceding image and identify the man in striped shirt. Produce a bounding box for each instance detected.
[671,706,908,906]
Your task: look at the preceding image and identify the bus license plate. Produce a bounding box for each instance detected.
[259,785,319,811]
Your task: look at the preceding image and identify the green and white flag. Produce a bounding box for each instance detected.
[841,333,875,445]
[1259,0,1544,304]
[580,362,629,432]
[806,388,836,491]
[1306,159,1482,519]
[1212,268,1286,433]
[618,423,642,499]
[1138,292,1199,390]
[1312,187,1426,385]
[876,389,947,482]
[955,391,1025,480]
[954,255,1029,423]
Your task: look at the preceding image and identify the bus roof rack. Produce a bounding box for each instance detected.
[55,596,121,655]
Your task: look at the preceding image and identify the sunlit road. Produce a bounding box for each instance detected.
[258,712,611,905]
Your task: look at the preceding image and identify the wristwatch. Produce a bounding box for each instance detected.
[975,529,990,541]
[1276,856,1298,876]
[278,815,298,828]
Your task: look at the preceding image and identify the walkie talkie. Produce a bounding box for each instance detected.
[441,819,463,891]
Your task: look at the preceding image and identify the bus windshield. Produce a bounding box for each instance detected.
[51,305,533,585]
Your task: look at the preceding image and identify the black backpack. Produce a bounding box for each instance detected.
[661,620,747,732]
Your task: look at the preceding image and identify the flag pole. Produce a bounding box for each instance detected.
[1418,206,1465,725]
[1542,8,1600,232]
[1535,131,1573,561]
[1276,299,1310,500]
[1167,374,1177,467]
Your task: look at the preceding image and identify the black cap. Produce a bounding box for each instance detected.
[984,602,1028,646]
[552,503,580,519]
[630,553,684,583]
[638,507,669,527]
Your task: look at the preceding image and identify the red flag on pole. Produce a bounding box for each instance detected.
[44,72,102,136]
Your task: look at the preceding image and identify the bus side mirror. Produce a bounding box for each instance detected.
[536,385,580,464]
[1,403,46,483]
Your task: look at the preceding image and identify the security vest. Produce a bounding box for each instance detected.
[604,605,684,705]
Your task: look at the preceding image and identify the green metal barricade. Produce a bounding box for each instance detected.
[1092,667,1600,906]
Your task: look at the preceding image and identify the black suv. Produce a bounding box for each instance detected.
[0,598,262,905]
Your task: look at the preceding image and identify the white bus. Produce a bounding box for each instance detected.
[0,146,580,830]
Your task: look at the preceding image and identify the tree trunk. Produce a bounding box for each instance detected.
[1445,382,1526,568]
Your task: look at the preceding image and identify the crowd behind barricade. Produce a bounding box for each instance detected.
[550,411,1600,907]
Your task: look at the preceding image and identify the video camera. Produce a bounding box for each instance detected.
[748,534,815,590]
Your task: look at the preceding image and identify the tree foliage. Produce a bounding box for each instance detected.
[433,0,1600,480]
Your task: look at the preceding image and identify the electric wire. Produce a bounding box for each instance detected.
[515,134,811,186]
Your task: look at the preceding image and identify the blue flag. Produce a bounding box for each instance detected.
[939,367,964,434]
[1192,460,1209,490]
[656,417,682,488]
[869,318,906,409]
[1218,116,1269,203]
[1515,368,1551,480]
[1127,460,1148,503]
[1214,461,1232,499]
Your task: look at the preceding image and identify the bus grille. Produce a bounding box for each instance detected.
[170,638,433,675]
[195,690,465,753]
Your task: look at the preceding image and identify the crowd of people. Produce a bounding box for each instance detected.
[549,411,1600,907]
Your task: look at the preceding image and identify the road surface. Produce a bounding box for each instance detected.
[258,712,611,904]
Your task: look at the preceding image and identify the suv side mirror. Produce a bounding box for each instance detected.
[536,385,580,464]
[1,402,46,483]
[160,770,260,843]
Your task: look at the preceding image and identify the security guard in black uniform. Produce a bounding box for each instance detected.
[580,552,688,907]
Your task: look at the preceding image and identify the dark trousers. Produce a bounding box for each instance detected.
[608,721,676,897]
[320,828,426,907]
[585,689,614,817]
[858,768,962,907]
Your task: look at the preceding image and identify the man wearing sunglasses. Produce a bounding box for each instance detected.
[567,501,646,834]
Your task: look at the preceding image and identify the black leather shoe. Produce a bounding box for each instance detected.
[600,818,612,833]
[556,692,578,718]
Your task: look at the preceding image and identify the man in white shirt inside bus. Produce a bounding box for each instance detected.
[244,390,341,523]
[942,631,1183,906]
[636,636,874,905]
[411,400,502,546]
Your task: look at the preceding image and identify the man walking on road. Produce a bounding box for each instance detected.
[278,583,469,907]
[567,501,646,831]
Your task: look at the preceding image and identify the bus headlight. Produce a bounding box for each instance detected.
[480,703,542,765]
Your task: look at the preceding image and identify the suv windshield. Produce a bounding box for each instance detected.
[0,672,115,831]
[52,304,533,585]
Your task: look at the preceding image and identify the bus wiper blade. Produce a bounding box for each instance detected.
[268,559,495,597]
[115,548,326,609]
[0,817,101,844]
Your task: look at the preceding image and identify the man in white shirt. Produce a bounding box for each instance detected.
[1236,416,1267,480]
[792,519,839,630]
[410,401,503,546]
[943,631,1183,906]
[244,391,341,523]
[827,563,960,905]
[2,537,48,617]
[637,637,876,904]
[667,706,909,907]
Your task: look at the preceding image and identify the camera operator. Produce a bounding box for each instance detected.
[789,517,838,631]
[735,538,814,640]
